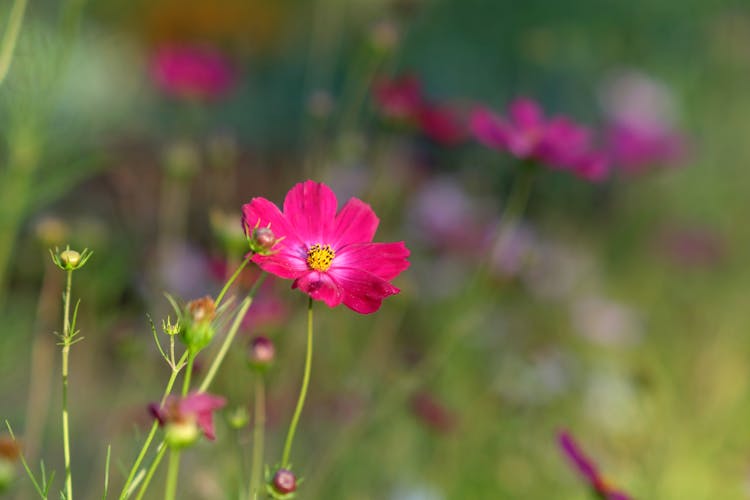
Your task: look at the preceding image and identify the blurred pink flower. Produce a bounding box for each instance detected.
[151,44,236,101]
[658,225,726,268]
[558,430,631,500]
[417,104,466,145]
[149,392,226,440]
[410,390,458,433]
[373,73,467,146]
[242,180,410,314]
[372,74,423,122]
[470,97,610,182]
[600,70,688,173]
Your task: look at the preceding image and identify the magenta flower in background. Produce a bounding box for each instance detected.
[149,392,226,441]
[417,103,466,145]
[470,97,610,182]
[558,430,632,500]
[151,44,236,102]
[373,74,424,123]
[242,181,410,314]
[600,70,688,173]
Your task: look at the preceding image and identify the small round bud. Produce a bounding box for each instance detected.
[254,228,276,249]
[60,249,81,267]
[271,468,296,495]
[180,296,217,353]
[164,419,200,449]
[248,336,275,372]
[227,407,249,429]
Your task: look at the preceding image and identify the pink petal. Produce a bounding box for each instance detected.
[334,242,410,280]
[331,198,379,248]
[242,197,303,248]
[283,181,338,243]
[252,251,308,280]
[292,271,344,308]
[509,97,544,129]
[180,392,226,414]
[196,412,217,440]
[330,267,401,314]
[469,108,510,150]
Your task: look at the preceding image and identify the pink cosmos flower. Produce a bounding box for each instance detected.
[241,181,410,314]
[558,430,632,500]
[150,44,236,102]
[149,392,226,440]
[470,97,610,182]
[606,123,686,174]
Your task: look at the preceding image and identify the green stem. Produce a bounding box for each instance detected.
[215,255,251,308]
[134,444,167,500]
[280,297,314,468]
[198,296,253,393]
[0,0,28,86]
[163,449,181,500]
[248,376,265,500]
[61,269,74,500]
[119,351,189,500]
[181,352,196,396]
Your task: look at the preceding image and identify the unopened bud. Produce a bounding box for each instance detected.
[180,296,217,353]
[227,406,249,429]
[162,316,180,336]
[164,419,200,449]
[247,225,280,255]
[50,246,93,271]
[248,336,275,372]
[268,468,297,498]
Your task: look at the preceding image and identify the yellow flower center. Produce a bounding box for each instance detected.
[306,243,335,271]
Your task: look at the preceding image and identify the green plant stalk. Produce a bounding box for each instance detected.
[0,0,28,86]
[134,444,167,500]
[163,449,181,500]
[61,268,74,500]
[280,297,314,468]
[118,351,189,500]
[215,255,251,307]
[248,376,266,500]
[181,352,196,396]
[198,295,253,393]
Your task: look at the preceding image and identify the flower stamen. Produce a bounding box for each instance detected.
[306,243,335,271]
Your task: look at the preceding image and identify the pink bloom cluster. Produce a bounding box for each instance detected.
[470,97,609,182]
[151,44,236,102]
[242,181,410,314]
[558,430,631,500]
[149,392,226,441]
[373,74,465,145]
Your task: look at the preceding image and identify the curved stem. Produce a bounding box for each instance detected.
[248,376,266,499]
[134,444,167,500]
[61,269,74,500]
[163,448,181,500]
[0,0,28,86]
[119,351,189,500]
[215,256,251,308]
[198,296,253,393]
[281,297,314,468]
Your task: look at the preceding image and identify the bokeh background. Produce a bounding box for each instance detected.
[1,0,748,498]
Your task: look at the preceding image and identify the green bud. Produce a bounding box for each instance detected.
[50,245,93,271]
[179,296,217,353]
[164,419,200,449]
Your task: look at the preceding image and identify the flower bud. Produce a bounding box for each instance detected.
[180,296,217,353]
[268,468,297,498]
[162,316,180,336]
[227,406,249,429]
[164,419,200,449]
[0,438,20,494]
[247,225,280,255]
[50,245,93,271]
[248,336,275,372]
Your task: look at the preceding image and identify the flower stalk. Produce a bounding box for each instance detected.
[280,297,314,468]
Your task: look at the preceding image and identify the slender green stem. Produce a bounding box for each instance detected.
[119,351,189,500]
[181,352,196,396]
[198,296,253,393]
[248,376,266,499]
[281,297,314,468]
[0,0,28,86]
[61,269,74,500]
[215,256,251,307]
[163,449,181,500]
[134,444,167,500]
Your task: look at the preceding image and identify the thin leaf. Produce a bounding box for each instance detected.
[147,314,169,364]
[5,420,48,498]
[102,444,111,500]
